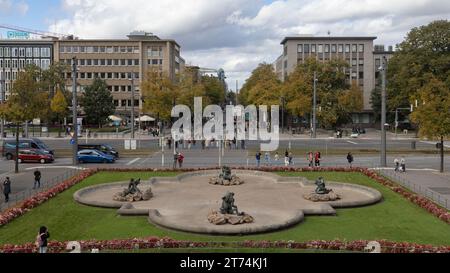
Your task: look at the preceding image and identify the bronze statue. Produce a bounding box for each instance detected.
[113,178,152,202]
[209,166,244,186]
[219,166,232,182]
[126,178,141,195]
[220,192,240,215]
[315,177,331,194]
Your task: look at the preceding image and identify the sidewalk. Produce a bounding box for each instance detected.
[0,167,82,211]
[377,168,450,209]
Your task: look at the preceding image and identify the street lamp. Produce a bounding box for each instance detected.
[71,57,78,165]
[280,96,285,134]
[312,71,318,139]
[379,57,387,167]
[129,74,135,139]
[0,69,5,139]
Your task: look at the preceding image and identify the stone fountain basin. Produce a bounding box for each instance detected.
[73,170,382,235]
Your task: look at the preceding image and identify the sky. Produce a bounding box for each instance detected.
[1,0,449,90]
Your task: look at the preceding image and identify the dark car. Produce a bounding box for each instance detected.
[17,149,54,164]
[2,138,54,160]
[78,144,118,158]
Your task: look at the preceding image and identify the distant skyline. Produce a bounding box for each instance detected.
[1,0,449,90]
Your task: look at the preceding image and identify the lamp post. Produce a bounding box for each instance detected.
[312,71,318,139]
[129,74,135,139]
[71,57,78,165]
[380,56,387,167]
[0,69,4,139]
[280,96,285,134]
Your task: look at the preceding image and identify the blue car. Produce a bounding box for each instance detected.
[77,149,115,164]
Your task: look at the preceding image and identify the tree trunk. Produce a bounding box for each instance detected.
[440,136,444,173]
[58,119,62,138]
[15,123,19,174]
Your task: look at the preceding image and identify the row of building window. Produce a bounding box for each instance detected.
[65,72,140,80]
[0,47,51,58]
[60,58,164,67]
[60,46,140,54]
[0,59,51,71]
[298,44,364,54]
[113,99,140,107]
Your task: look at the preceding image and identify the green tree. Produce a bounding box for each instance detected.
[202,75,226,105]
[50,88,69,137]
[0,65,49,173]
[338,82,364,124]
[141,69,179,122]
[177,70,208,109]
[387,20,450,112]
[410,78,450,172]
[80,78,115,128]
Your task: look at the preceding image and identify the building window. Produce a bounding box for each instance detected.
[86,46,93,53]
[352,59,357,66]
[93,59,98,66]
[73,46,79,53]
[359,59,364,65]
[133,46,139,53]
[352,44,357,53]
[331,44,336,53]
[134,59,140,65]
[359,71,364,79]
[375,58,380,67]
[100,59,106,66]
[338,44,343,53]
[304,44,309,53]
[113,46,119,53]
[4,47,10,57]
[19,48,25,57]
[114,59,119,66]
[33,48,40,57]
[107,59,112,66]
[345,44,350,53]
[318,44,323,53]
[121,100,126,107]
[325,44,330,53]
[121,59,126,66]
[311,44,316,53]
[114,100,119,106]
[80,46,85,53]
[127,46,133,53]
[297,44,303,53]
[120,46,127,53]
[358,44,364,53]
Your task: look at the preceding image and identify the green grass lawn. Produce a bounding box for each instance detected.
[0,171,449,247]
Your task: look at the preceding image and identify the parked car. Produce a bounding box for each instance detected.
[78,144,118,158]
[2,138,54,160]
[77,149,115,164]
[16,149,54,164]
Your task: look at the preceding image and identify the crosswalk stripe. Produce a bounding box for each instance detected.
[126,158,141,166]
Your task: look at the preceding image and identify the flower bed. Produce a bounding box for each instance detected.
[1,237,449,253]
[0,166,449,253]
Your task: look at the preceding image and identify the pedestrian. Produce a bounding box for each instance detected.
[347,152,354,168]
[178,152,184,168]
[201,140,206,150]
[264,152,271,166]
[255,151,262,168]
[173,152,179,169]
[289,152,294,166]
[274,152,280,164]
[2,177,11,203]
[307,151,314,167]
[284,150,289,167]
[167,137,172,150]
[36,226,50,253]
[314,151,321,167]
[394,157,399,172]
[33,169,42,189]
[400,156,406,172]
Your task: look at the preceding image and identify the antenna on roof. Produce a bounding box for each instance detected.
[327,30,331,36]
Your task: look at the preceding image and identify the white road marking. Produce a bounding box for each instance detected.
[126,158,141,166]
[370,167,439,172]
[25,166,86,170]
[347,140,358,145]
[420,141,450,148]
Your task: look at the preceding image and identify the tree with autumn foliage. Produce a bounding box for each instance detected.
[239,63,281,106]
[410,78,450,172]
[50,88,69,137]
[141,69,179,122]
[0,65,49,173]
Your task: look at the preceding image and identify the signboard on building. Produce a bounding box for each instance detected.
[7,31,30,39]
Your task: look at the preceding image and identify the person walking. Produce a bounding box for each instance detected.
[255,151,262,168]
[33,169,42,189]
[167,137,172,150]
[394,157,400,172]
[347,152,354,168]
[288,152,294,166]
[307,151,314,167]
[173,152,179,169]
[264,152,271,166]
[284,150,289,167]
[36,226,50,253]
[177,152,184,168]
[2,177,11,203]
[314,151,321,167]
[274,152,280,164]
[400,156,406,173]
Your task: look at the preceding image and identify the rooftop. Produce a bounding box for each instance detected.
[281,36,377,44]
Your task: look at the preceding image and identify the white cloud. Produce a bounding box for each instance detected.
[0,0,28,15]
[48,0,450,89]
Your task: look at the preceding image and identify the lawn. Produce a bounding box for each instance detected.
[0,171,449,247]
